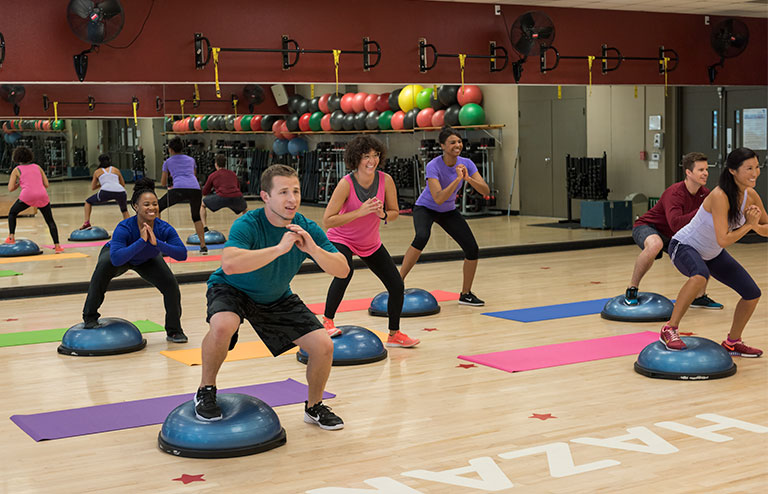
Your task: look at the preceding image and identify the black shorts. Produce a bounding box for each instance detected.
[203,194,247,214]
[206,283,322,356]
[85,190,128,212]
[632,224,670,260]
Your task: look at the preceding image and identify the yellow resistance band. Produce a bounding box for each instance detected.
[458,54,467,94]
[310,84,315,99]
[212,47,221,98]
[180,99,185,119]
[132,100,138,124]
[333,50,341,95]
[232,98,238,117]
[194,84,200,105]
[587,56,595,96]
[53,101,58,122]
[557,85,562,99]
[661,57,670,96]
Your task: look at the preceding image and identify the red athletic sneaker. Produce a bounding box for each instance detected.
[78,222,92,230]
[722,339,763,358]
[660,324,686,351]
[54,245,64,254]
[386,331,420,348]
[322,317,342,338]
[4,237,14,244]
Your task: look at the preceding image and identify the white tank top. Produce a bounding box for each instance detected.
[672,189,748,261]
[98,166,125,193]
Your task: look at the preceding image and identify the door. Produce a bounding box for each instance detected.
[519,86,586,217]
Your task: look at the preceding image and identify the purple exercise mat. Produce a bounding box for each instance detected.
[11,378,334,442]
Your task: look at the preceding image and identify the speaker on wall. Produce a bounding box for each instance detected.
[271,84,288,106]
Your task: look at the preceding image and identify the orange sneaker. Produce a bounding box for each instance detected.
[386,331,420,348]
[54,245,64,254]
[322,317,342,338]
[4,237,14,244]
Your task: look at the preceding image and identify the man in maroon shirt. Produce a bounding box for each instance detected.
[200,154,248,231]
[626,152,723,309]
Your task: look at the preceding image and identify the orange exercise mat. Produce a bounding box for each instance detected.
[160,329,388,366]
[0,253,88,264]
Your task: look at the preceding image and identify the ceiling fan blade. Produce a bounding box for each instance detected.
[87,20,105,44]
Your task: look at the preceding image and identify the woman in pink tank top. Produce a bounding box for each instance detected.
[321,136,419,348]
[5,146,62,252]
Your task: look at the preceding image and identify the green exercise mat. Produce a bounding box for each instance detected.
[0,270,22,277]
[0,320,165,348]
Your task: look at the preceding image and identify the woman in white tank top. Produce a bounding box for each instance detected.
[659,148,767,357]
[80,154,129,230]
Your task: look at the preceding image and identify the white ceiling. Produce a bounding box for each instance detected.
[439,0,768,18]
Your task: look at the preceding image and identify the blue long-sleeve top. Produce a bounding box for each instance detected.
[108,216,188,266]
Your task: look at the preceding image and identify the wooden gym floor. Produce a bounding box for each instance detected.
[0,185,766,493]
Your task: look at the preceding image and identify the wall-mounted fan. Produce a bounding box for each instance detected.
[707,18,750,83]
[67,0,125,81]
[0,85,25,115]
[243,84,266,112]
[508,11,556,83]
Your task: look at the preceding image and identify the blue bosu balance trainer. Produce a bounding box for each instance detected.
[158,394,286,458]
[634,336,737,380]
[68,226,110,241]
[297,325,387,366]
[0,239,42,257]
[187,230,226,245]
[369,288,440,317]
[57,318,147,356]
[601,292,673,322]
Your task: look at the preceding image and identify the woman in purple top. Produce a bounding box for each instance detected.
[81,178,189,343]
[399,126,490,306]
[158,137,208,254]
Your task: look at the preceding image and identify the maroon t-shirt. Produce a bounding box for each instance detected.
[202,169,242,198]
[634,181,709,238]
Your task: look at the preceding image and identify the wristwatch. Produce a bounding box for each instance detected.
[380,210,388,224]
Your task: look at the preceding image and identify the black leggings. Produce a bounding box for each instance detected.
[8,200,59,244]
[157,188,202,222]
[324,242,404,331]
[82,244,183,333]
[410,205,479,260]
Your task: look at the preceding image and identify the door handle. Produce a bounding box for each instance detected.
[544,157,551,164]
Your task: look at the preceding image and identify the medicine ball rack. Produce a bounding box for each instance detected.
[539,45,679,74]
[418,38,509,73]
[194,33,382,72]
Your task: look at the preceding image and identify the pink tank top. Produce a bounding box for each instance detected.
[17,164,50,208]
[326,171,386,257]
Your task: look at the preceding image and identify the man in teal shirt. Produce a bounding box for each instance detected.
[195,165,350,430]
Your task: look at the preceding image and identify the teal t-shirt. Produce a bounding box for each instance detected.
[207,208,338,304]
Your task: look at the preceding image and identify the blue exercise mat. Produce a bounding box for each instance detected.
[483,298,613,323]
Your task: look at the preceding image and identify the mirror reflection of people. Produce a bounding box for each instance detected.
[81,178,189,343]
[158,137,207,253]
[199,153,248,232]
[660,148,766,356]
[5,146,62,253]
[80,154,130,230]
[322,136,419,348]
[399,126,490,306]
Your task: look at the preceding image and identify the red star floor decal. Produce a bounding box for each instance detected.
[529,413,557,420]
[54,265,63,268]
[5,318,19,321]
[423,327,438,331]
[540,266,550,269]
[590,281,602,284]
[172,474,205,484]
[679,332,696,336]
[457,363,476,369]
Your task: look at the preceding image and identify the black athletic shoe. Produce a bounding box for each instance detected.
[304,401,344,430]
[199,246,208,255]
[166,330,188,343]
[625,286,639,306]
[83,319,100,329]
[203,226,210,233]
[458,291,485,306]
[194,385,222,421]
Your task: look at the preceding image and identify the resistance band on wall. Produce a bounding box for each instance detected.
[661,57,669,96]
[212,47,221,98]
[179,99,185,118]
[458,53,467,94]
[333,49,341,95]
[587,56,595,96]
[53,101,58,121]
